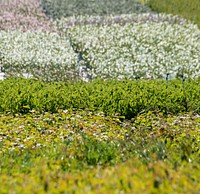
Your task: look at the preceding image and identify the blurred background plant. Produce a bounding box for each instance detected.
[140,0,200,28]
[0,30,79,82]
[0,0,56,31]
[41,0,152,19]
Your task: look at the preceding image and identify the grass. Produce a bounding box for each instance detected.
[141,0,200,28]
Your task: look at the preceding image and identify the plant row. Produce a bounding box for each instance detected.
[58,13,187,27]
[0,30,78,82]
[0,111,199,193]
[62,14,200,80]
[1,78,200,118]
[41,0,151,19]
[1,14,199,82]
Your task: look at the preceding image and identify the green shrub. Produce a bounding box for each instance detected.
[0,111,199,193]
[66,134,119,166]
[1,78,200,118]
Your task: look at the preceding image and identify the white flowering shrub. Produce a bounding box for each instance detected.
[65,14,200,80]
[0,31,78,82]
[1,14,199,82]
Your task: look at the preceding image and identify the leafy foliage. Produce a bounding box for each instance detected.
[1,0,200,193]
[0,111,199,193]
[41,0,151,19]
[1,78,200,118]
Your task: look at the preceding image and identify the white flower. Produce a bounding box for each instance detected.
[66,14,200,80]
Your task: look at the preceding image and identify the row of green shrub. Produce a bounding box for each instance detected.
[1,78,200,118]
[41,0,151,19]
[142,0,200,28]
[0,110,199,193]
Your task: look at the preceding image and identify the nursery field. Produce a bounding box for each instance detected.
[0,0,200,193]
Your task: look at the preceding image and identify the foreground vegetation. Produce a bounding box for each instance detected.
[0,110,199,193]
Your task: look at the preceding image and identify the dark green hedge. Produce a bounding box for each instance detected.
[1,78,200,118]
[41,0,151,19]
